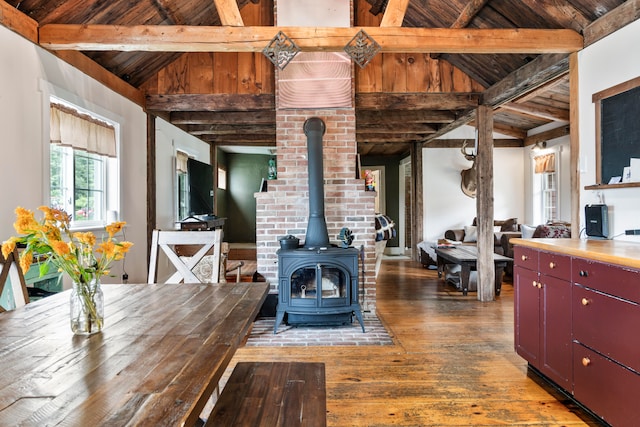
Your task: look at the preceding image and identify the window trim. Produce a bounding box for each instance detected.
[530,145,562,225]
[41,81,123,231]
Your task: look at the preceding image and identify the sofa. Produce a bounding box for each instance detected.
[444,217,519,256]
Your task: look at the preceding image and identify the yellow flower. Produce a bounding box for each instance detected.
[97,240,116,259]
[4,206,133,281]
[114,241,134,260]
[105,221,126,237]
[50,240,71,257]
[19,251,32,273]
[13,207,39,234]
[1,238,16,259]
[74,232,96,247]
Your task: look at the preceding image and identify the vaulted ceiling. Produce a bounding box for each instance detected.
[2,0,637,157]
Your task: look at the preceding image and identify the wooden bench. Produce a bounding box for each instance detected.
[205,362,326,427]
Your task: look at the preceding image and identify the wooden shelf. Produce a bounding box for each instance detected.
[584,182,640,190]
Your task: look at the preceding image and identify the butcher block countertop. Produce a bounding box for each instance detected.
[510,238,640,270]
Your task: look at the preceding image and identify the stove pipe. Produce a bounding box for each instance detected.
[303,117,330,249]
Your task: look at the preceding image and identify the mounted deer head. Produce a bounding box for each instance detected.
[460,140,477,198]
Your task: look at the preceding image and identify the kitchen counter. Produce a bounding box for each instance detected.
[510,238,640,269]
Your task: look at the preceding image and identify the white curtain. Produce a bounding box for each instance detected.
[50,103,116,158]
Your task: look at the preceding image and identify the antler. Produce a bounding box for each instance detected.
[461,140,475,160]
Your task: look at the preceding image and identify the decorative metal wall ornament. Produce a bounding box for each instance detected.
[343,29,381,68]
[262,31,300,70]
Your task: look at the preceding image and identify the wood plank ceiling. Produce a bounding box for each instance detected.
[3,0,634,157]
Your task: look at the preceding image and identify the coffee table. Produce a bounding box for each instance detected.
[435,245,511,295]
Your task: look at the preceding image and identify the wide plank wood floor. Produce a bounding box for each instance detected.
[228,259,602,426]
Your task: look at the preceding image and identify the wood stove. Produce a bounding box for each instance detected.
[273,117,365,334]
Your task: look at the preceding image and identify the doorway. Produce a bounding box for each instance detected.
[399,157,412,256]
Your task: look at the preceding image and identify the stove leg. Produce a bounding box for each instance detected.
[352,307,365,333]
[274,309,285,334]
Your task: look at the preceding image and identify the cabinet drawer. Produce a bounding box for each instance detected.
[573,285,640,373]
[573,257,640,304]
[539,251,571,280]
[513,246,538,270]
[573,342,640,426]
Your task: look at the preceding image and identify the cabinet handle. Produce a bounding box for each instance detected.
[521,255,528,261]
[582,357,591,367]
[581,298,590,306]
[549,261,556,269]
[532,280,537,288]
[579,270,588,277]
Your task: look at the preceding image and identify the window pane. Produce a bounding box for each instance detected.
[74,151,104,222]
[177,172,189,220]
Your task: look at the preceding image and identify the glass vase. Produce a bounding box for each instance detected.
[70,278,104,335]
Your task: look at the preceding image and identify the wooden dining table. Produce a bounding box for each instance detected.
[0,281,269,426]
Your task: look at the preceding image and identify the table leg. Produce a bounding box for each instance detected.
[460,264,471,296]
[437,256,444,278]
[494,262,506,296]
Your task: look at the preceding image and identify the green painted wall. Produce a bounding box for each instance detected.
[219,153,271,243]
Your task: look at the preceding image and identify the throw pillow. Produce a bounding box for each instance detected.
[463,225,477,242]
[500,217,518,232]
[521,224,537,239]
[536,224,571,238]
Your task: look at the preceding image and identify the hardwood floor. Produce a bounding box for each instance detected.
[229,259,602,426]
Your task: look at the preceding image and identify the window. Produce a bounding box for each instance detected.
[217,166,227,190]
[532,150,559,224]
[49,100,119,228]
[176,151,189,220]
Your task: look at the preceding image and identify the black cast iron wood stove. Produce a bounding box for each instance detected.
[273,117,365,334]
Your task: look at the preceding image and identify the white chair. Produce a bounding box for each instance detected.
[148,229,223,284]
[0,248,30,312]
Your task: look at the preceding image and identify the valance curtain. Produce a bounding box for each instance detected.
[50,103,116,158]
[176,151,189,173]
[534,153,555,174]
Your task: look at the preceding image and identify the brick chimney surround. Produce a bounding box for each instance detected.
[255,109,378,317]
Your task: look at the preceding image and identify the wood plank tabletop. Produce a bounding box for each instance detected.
[435,245,512,263]
[0,281,269,427]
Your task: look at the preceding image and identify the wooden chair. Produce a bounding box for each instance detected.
[148,229,223,284]
[0,248,30,312]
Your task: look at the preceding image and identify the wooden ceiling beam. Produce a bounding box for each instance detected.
[170,110,275,124]
[0,1,38,42]
[584,0,640,46]
[426,138,522,148]
[38,25,583,54]
[357,93,479,110]
[357,109,456,124]
[213,0,244,26]
[452,0,489,28]
[500,102,569,122]
[380,0,410,27]
[185,123,274,135]
[146,93,275,111]
[523,124,570,146]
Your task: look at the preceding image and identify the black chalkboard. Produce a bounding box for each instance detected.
[600,84,640,183]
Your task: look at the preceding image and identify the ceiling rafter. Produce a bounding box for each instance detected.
[379,0,409,27]
[213,0,244,26]
[38,25,584,54]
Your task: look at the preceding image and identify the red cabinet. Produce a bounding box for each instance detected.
[513,247,572,389]
[514,242,640,426]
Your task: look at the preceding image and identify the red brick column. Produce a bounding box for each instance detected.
[255,109,378,317]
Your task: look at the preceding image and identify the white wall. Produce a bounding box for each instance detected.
[579,19,640,242]
[0,25,148,283]
[154,118,211,230]
[422,142,525,242]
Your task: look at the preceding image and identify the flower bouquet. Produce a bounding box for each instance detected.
[2,206,133,334]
